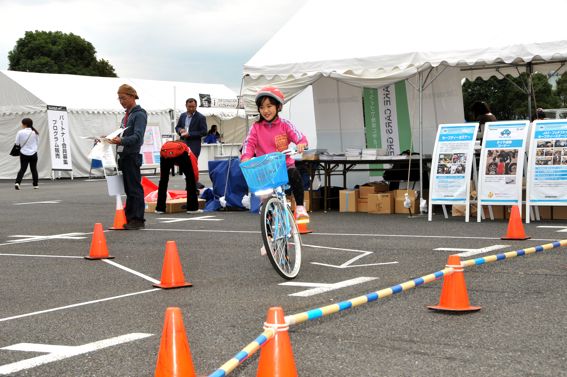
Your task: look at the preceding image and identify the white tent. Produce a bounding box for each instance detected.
[242,0,567,190]
[0,70,245,179]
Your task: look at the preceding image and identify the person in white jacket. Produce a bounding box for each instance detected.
[14,118,40,190]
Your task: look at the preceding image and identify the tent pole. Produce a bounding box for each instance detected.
[527,63,533,120]
[418,70,424,210]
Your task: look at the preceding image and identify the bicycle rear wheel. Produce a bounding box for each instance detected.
[260,197,302,279]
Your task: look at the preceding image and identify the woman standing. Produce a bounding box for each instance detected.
[14,118,39,190]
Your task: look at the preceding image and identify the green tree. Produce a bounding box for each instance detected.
[8,31,117,77]
[555,71,567,107]
[463,72,562,121]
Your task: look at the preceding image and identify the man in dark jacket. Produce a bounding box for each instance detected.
[175,97,207,188]
[175,98,207,157]
[110,84,147,230]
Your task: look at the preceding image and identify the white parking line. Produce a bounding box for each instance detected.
[13,200,62,205]
[0,333,152,375]
[304,243,398,269]
[280,277,378,297]
[434,244,509,257]
[0,289,160,323]
[102,259,160,284]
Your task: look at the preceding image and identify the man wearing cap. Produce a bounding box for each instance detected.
[110,84,147,230]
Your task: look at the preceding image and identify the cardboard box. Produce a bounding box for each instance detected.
[551,206,567,220]
[145,198,205,213]
[340,190,359,212]
[357,198,368,212]
[368,193,394,214]
[394,190,419,214]
[358,182,389,198]
[304,190,321,211]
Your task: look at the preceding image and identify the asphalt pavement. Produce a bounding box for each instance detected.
[0,176,566,377]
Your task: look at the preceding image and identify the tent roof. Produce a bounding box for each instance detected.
[0,70,244,118]
[244,0,567,82]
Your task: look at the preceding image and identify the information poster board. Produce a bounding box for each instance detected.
[140,125,162,165]
[428,123,479,222]
[526,120,567,223]
[47,105,73,171]
[477,121,530,222]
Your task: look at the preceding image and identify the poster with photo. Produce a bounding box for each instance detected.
[140,125,162,166]
[428,123,478,222]
[526,120,567,222]
[477,121,529,221]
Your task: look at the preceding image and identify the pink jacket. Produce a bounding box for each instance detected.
[241,117,308,168]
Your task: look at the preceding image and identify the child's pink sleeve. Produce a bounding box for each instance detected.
[240,125,258,161]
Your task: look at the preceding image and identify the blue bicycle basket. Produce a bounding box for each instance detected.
[240,152,288,193]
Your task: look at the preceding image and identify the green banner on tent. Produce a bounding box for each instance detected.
[363,82,412,176]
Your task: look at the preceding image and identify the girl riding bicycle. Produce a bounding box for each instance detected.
[240,86,309,221]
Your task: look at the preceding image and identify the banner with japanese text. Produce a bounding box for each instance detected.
[477,121,530,219]
[428,123,478,221]
[47,105,73,171]
[526,120,567,219]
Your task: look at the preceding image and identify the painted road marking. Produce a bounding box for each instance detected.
[280,277,378,297]
[0,253,83,258]
[1,233,88,246]
[434,244,509,257]
[102,259,160,284]
[537,225,567,232]
[305,244,398,269]
[0,289,160,323]
[145,229,555,242]
[0,333,152,375]
[156,215,222,223]
[13,200,62,205]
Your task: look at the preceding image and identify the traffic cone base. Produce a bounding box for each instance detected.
[109,195,127,230]
[153,241,193,289]
[257,307,298,377]
[427,255,480,312]
[297,222,313,234]
[154,307,197,377]
[501,205,530,240]
[85,223,114,259]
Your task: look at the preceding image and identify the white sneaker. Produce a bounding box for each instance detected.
[295,205,310,222]
[186,209,204,214]
[14,183,20,190]
[33,186,39,189]
[154,210,165,214]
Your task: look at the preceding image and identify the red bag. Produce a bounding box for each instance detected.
[160,141,189,159]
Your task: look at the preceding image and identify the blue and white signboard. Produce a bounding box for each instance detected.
[428,123,479,222]
[526,120,567,223]
[477,121,530,222]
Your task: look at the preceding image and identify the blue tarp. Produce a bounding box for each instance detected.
[205,158,250,211]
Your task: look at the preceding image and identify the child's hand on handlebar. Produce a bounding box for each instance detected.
[296,143,307,153]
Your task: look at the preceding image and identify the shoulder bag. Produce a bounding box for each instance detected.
[9,131,33,157]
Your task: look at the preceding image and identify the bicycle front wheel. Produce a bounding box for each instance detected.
[260,197,302,279]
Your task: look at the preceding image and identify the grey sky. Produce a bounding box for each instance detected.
[0,0,308,92]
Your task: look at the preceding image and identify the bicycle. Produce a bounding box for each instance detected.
[240,150,303,279]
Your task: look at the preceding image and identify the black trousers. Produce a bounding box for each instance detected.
[118,153,145,223]
[287,167,304,206]
[157,152,198,212]
[16,153,38,186]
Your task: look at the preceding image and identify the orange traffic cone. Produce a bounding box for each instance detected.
[85,223,114,260]
[256,307,298,377]
[109,195,127,230]
[142,176,159,198]
[428,255,480,312]
[154,307,197,377]
[501,205,530,240]
[153,241,193,289]
[296,221,313,234]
